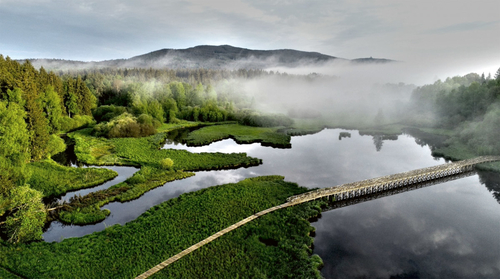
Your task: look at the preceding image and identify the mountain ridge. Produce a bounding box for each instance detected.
[18,45,394,70]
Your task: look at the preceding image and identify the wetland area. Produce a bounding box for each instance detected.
[44,127,500,278]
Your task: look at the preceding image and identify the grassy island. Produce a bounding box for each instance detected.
[183,124,292,148]
[26,159,118,198]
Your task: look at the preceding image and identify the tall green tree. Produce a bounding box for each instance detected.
[186,82,203,106]
[170,82,186,110]
[162,98,178,123]
[0,94,30,195]
[21,61,50,160]
[75,75,96,116]
[64,77,79,117]
[147,100,165,123]
[41,85,63,132]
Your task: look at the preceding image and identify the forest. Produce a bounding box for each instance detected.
[0,55,297,244]
[407,70,500,156]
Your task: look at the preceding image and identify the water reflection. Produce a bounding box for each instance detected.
[371,135,398,152]
[52,142,78,167]
[312,175,500,278]
[402,127,449,151]
[163,129,446,189]
[478,170,500,204]
[53,166,139,203]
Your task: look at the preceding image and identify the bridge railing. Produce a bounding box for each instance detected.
[287,156,500,204]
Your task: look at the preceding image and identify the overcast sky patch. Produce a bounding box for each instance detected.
[0,0,499,80]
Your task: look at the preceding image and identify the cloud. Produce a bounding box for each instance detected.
[0,0,498,79]
[428,20,500,34]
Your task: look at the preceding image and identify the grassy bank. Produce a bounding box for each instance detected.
[432,141,500,172]
[183,124,292,148]
[0,176,323,278]
[291,118,407,136]
[27,159,118,198]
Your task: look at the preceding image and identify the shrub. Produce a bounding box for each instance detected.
[93,112,157,138]
[236,111,294,127]
[160,158,174,169]
[59,115,94,132]
[137,114,153,125]
[92,105,127,123]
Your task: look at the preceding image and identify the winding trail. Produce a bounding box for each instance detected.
[135,156,500,278]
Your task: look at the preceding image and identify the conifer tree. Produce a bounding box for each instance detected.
[76,75,96,115]
[48,71,67,115]
[41,85,63,131]
[64,77,79,117]
[20,61,50,160]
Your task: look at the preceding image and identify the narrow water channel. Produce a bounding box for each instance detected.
[42,129,500,278]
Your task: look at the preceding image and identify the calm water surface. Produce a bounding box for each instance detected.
[43,129,500,278]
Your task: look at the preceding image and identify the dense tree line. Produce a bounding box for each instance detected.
[408,68,500,154]
[50,67,327,87]
[78,69,293,138]
[0,56,96,243]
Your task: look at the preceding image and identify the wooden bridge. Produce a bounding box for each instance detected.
[322,168,477,212]
[135,156,500,278]
[286,156,500,205]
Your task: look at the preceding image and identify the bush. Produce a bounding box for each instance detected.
[160,158,174,169]
[92,105,127,123]
[59,115,94,132]
[236,111,294,127]
[93,113,157,138]
[137,114,153,125]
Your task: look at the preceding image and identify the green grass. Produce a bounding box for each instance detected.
[432,141,500,172]
[26,159,118,198]
[69,127,262,169]
[184,124,292,148]
[61,127,262,224]
[357,124,407,136]
[0,176,323,279]
[291,118,407,136]
[418,127,456,137]
[112,136,262,170]
[432,141,477,161]
[155,121,204,133]
[155,120,237,134]
[0,267,21,279]
[58,168,194,224]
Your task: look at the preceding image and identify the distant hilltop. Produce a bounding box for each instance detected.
[20,45,395,70]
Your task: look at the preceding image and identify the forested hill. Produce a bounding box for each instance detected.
[23,45,394,70]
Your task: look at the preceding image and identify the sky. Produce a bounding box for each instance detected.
[1,0,499,82]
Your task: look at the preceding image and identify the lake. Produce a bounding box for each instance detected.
[44,128,500,278]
